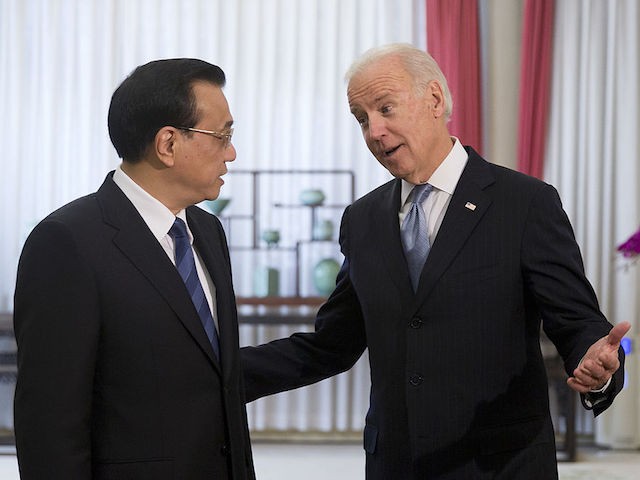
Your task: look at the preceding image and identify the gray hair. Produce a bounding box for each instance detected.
[345,43,453,119]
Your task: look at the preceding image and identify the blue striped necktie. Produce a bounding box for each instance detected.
[169,217,220,360]
[401,183,434,291]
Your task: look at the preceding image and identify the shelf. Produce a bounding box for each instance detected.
[273,203,347,209]
[222,169,355,296]
[236,297,325,325]
[236,296,327,307]
[230,246,297,252]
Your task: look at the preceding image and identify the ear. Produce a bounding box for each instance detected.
[427,80,446,119]
[155,126,179,167]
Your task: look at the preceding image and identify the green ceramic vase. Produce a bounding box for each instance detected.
[313,258,340,296]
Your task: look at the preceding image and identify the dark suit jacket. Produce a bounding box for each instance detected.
[14,173,255,480]
[242,148,625,479]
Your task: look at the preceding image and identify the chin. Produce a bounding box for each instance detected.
[206,189,222,201]
[379,156,406,175]
[378,158,398,175]
[384,164,410,179]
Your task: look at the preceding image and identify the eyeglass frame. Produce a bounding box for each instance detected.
[175,126,234,148]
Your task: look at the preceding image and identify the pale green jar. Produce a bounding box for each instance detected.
[313,258,340,296]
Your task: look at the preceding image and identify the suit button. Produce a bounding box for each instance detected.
[221,444,229,456]
[409,317,423,329]
[409,374,424,386]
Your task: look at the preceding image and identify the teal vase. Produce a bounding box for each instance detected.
[312,220,334,241]
[253,266,280,297]
[313,258,340,296]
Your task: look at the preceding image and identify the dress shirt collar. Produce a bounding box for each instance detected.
[112,165,191,243]
[400,137,469,205]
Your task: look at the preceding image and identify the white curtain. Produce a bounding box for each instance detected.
[0,0,424,308]
[545,0,640,448]
[1,0,424,433]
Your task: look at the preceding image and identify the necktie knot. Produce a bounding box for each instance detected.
[411,183,433,206]
[169,217,188,241]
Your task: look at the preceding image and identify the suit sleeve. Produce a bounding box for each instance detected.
[520,184,625,415]
[14,220,100,478]
[241,206,367,402]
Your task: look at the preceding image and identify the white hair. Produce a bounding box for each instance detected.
[345,43,453,119]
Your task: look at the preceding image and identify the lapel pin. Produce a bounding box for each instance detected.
[465,202,476,211]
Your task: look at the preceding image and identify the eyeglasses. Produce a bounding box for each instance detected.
[176,126,234,148]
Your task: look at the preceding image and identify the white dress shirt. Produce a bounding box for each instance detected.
[399,137,468,243]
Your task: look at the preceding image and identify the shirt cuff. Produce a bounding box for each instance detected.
[589,377,612,394]
[583,378,613,409]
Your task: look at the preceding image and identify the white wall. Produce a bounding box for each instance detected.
[482,0,523,170]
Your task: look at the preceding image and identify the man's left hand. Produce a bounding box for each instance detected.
[567,321,632,393]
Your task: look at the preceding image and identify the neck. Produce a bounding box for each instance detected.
[410,136,455,185]
[120,161,182,215]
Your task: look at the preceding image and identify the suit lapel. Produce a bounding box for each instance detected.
[415,151,495,303]
[377,180,416,303]
[96,175,221,372]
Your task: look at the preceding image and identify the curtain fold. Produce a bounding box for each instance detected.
[0,0,421,310]
[1,0,422,435]
[426,0,483,154]
[517,0,554,178]
[545,0,640,448]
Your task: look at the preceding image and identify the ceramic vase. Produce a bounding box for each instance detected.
[253,266,279,297]
[313,258,340,296]
[312,220,334,241]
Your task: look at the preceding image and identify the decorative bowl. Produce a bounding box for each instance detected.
[312,219,334,241]
[299,189,326,206]
[204,198,231,216]
[261,229,281,246]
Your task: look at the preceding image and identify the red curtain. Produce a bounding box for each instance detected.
[517,0,555,178]
[426,0,483,154]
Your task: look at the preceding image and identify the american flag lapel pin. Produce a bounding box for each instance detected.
[465,202,476,211]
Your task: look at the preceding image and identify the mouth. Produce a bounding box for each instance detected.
[382,144,401,158]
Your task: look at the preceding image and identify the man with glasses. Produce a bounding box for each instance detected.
[14,59,255,479]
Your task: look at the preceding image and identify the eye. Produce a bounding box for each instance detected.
[380,104,393,115]
[354,114,368,127]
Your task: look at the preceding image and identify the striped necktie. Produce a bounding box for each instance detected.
[168,217,220,359]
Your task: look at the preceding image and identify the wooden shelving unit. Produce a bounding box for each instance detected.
[218,169,355,298]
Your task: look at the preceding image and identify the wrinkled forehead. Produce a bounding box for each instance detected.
[347,59,413,109]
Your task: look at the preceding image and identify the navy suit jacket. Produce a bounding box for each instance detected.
[14,173,255,480]
[242,148,625,479]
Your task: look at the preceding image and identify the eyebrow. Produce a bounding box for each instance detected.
[350,92,395,114]
[374,92,395,104]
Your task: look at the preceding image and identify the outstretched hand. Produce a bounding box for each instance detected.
[567,321,631,394]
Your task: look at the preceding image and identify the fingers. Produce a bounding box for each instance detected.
[586,350,621,372]
[566,322,630,395]
[567,371,609,393]
[580,358,608,378]
[573,357,619,387]
[607,321,632,347]
[567,377,592,393]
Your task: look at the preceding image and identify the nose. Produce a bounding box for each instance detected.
[225,143,237,162]
[366,115,387,142]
